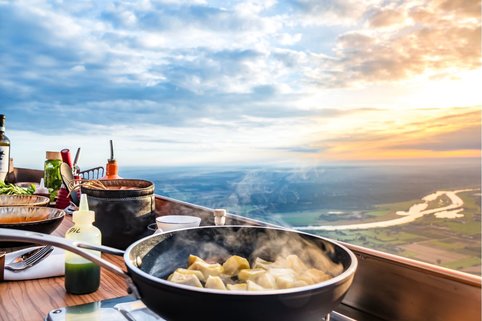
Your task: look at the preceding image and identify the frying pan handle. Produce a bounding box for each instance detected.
[76,242,125,256]
[0,228,140,298]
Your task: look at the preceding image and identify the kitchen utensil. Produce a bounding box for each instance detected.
[81,179,155,249]
[60,162,79,205]
[0,226,357,321]
[5,245,54,271]
[73,147,81,168]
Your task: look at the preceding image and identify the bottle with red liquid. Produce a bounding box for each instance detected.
[101,140,121,180]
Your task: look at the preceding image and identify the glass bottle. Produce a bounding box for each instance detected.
[65,194,101,294]
[44,151,62,192]
[101,140,121,179]
[102,159,121,179]
[0,114,11,182]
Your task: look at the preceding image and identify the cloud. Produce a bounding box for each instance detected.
[0,1,480,166]
[434,0,481,18]
[391,125,481,151]
[309,108,481,160]
[271,146,324,154]
[307,0,481,87]
[281,0,370,25]
[367,8,405,28]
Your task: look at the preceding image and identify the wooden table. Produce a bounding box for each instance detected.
[0,216,128,321]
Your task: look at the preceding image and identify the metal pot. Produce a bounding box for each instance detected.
[80,179,155,249]
[0,226,357,321]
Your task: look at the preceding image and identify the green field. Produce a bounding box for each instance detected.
[291,189,481,275]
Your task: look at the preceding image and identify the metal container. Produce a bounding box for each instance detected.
[81,179,155,249]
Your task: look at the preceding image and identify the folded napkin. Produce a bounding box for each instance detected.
[1,246,65,281]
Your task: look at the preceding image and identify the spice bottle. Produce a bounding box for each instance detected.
[65,194,101,294]
[34,178,51,199]
[101,140,121,180]
[214,209,226,226]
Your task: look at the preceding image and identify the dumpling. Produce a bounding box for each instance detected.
[188,260,224,279]
[168,271,203,288]
[227,283,248,291]
[205,276,227,290]
[267,268,297,289]
[253,257,273,270]
[238,268,266,281]
[247,280,265,291]
[299,268,331,284]
[267,268,296,279]
[256,271,277,289]
[276,275,297,289]
[286,255,308,273]
[272,256,289,268]
[188,254,205,266]
[222,255,250,276]
[171,268,205,282]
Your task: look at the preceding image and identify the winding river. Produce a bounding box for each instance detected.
[295,189,474,231]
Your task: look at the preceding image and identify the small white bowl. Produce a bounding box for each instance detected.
[156,215,201,232]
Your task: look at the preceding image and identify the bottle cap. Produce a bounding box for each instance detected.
[214,209,226,217]
[60,149,73,167]
[0,114,5,132]
[46,151,61,160]
[35,178,49,194]
[72,194,95,224]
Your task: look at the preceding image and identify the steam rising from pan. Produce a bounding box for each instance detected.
[140,226,344,284]
[125,226,357,321]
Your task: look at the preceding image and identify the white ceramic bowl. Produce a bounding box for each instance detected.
[156,215,201,232]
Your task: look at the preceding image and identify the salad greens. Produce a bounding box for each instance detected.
[0,181,36,195]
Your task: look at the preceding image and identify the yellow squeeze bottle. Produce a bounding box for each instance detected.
[64,194,101,294]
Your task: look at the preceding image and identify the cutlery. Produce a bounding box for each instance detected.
[73,147,81,168]
[5,245,54,272]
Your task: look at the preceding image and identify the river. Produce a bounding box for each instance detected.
[295,189,473,231]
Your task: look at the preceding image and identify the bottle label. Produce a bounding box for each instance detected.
[0,146,9,176]
[65,225,101,264]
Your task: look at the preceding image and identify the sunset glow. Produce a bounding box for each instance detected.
[0,0,480,167]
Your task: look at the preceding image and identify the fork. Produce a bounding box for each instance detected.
[5,246,54,272]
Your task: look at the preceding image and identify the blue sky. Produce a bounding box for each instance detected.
[0,0,480,169]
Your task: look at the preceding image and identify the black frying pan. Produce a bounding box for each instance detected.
[0,226,357,321]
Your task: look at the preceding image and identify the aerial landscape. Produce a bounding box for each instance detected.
[123,158,481,275]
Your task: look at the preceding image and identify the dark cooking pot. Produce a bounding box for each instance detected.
[0,226,357,321]
[81,179,155,249]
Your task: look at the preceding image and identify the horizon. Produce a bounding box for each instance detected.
[0,0,480,168]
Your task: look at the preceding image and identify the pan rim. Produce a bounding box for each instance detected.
[124,225,358,296]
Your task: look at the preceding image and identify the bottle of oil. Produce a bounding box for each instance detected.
[65,194,101,294]
[0,114,11,182]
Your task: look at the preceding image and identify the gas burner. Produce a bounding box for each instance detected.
[45,296,356,321]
